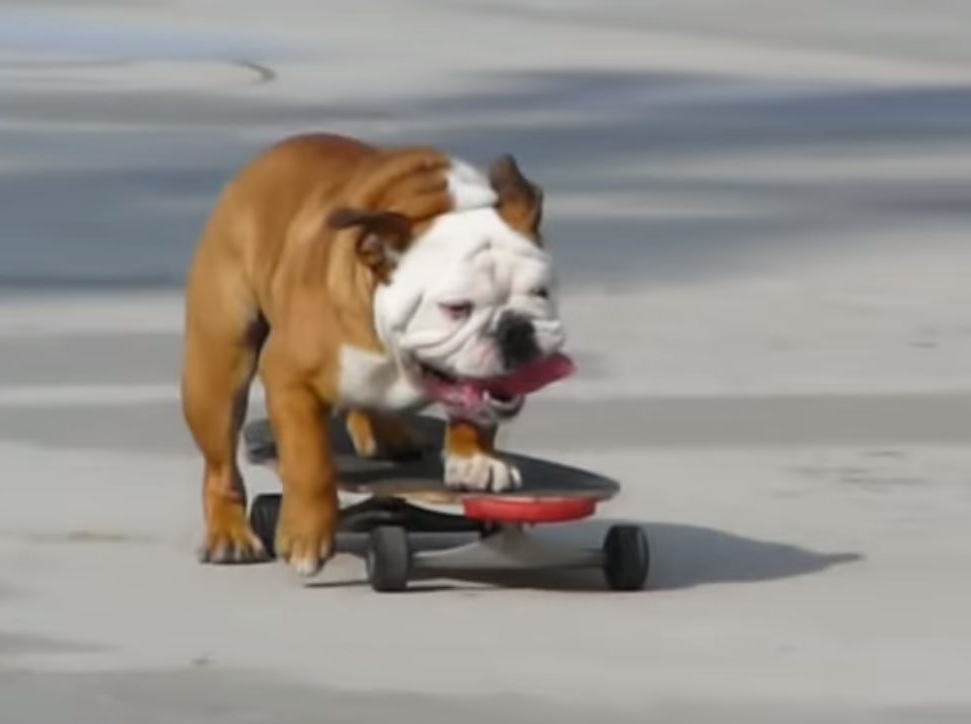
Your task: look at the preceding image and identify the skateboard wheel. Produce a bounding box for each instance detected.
[249,493,282,558]
[602,525,649,591]
[366,526,411,592]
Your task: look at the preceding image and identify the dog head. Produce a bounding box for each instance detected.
[329,152,572,423]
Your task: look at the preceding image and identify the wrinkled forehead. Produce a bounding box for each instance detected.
[377,207,553,331]
[413,207,547,264]
[396,209,552,303]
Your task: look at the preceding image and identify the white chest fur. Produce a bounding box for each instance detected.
[336,345,427,410]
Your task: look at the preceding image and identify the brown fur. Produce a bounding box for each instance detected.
[444,418,498,459]
[489,154,544,241]
[344,409,426,459]
[181,133,542,573]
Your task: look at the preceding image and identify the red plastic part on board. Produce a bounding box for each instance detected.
[462,496,596,523]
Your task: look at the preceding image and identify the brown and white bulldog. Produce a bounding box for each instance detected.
[180,133,572,576]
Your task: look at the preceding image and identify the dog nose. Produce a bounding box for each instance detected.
[496,313,540,370]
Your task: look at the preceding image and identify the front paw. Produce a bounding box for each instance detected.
[199,499,268,564]
[444,452,522,492]
[274,495,337,577]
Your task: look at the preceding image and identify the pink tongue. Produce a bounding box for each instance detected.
[427,354,576,413]
[477,352,576,398]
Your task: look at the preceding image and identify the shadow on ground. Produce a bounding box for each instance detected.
[311,518,861,594]
[629,520,860,591]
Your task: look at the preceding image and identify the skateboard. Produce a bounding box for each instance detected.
[243,415,650,592]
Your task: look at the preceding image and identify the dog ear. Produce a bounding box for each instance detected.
[488,154,544,241]
[327,207,413,282]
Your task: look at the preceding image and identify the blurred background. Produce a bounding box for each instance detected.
[3,3,971,723]
[5,0,971,401]
[3,0,970,291]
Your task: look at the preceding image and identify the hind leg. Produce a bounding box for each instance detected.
[181,261,268,564]
[344,409,426,460]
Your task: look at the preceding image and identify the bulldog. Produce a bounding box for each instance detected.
[180,133,572,576]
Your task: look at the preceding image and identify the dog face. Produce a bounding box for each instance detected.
[356,157,570,422]
[376,206,567,418]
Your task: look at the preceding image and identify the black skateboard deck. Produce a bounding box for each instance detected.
[242,415,619,505]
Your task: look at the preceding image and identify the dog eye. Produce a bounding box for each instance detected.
[439,301,473,319]
[532,287,550,299]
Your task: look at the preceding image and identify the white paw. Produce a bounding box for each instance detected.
[288,554,324,578]
[444,453,522,492]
